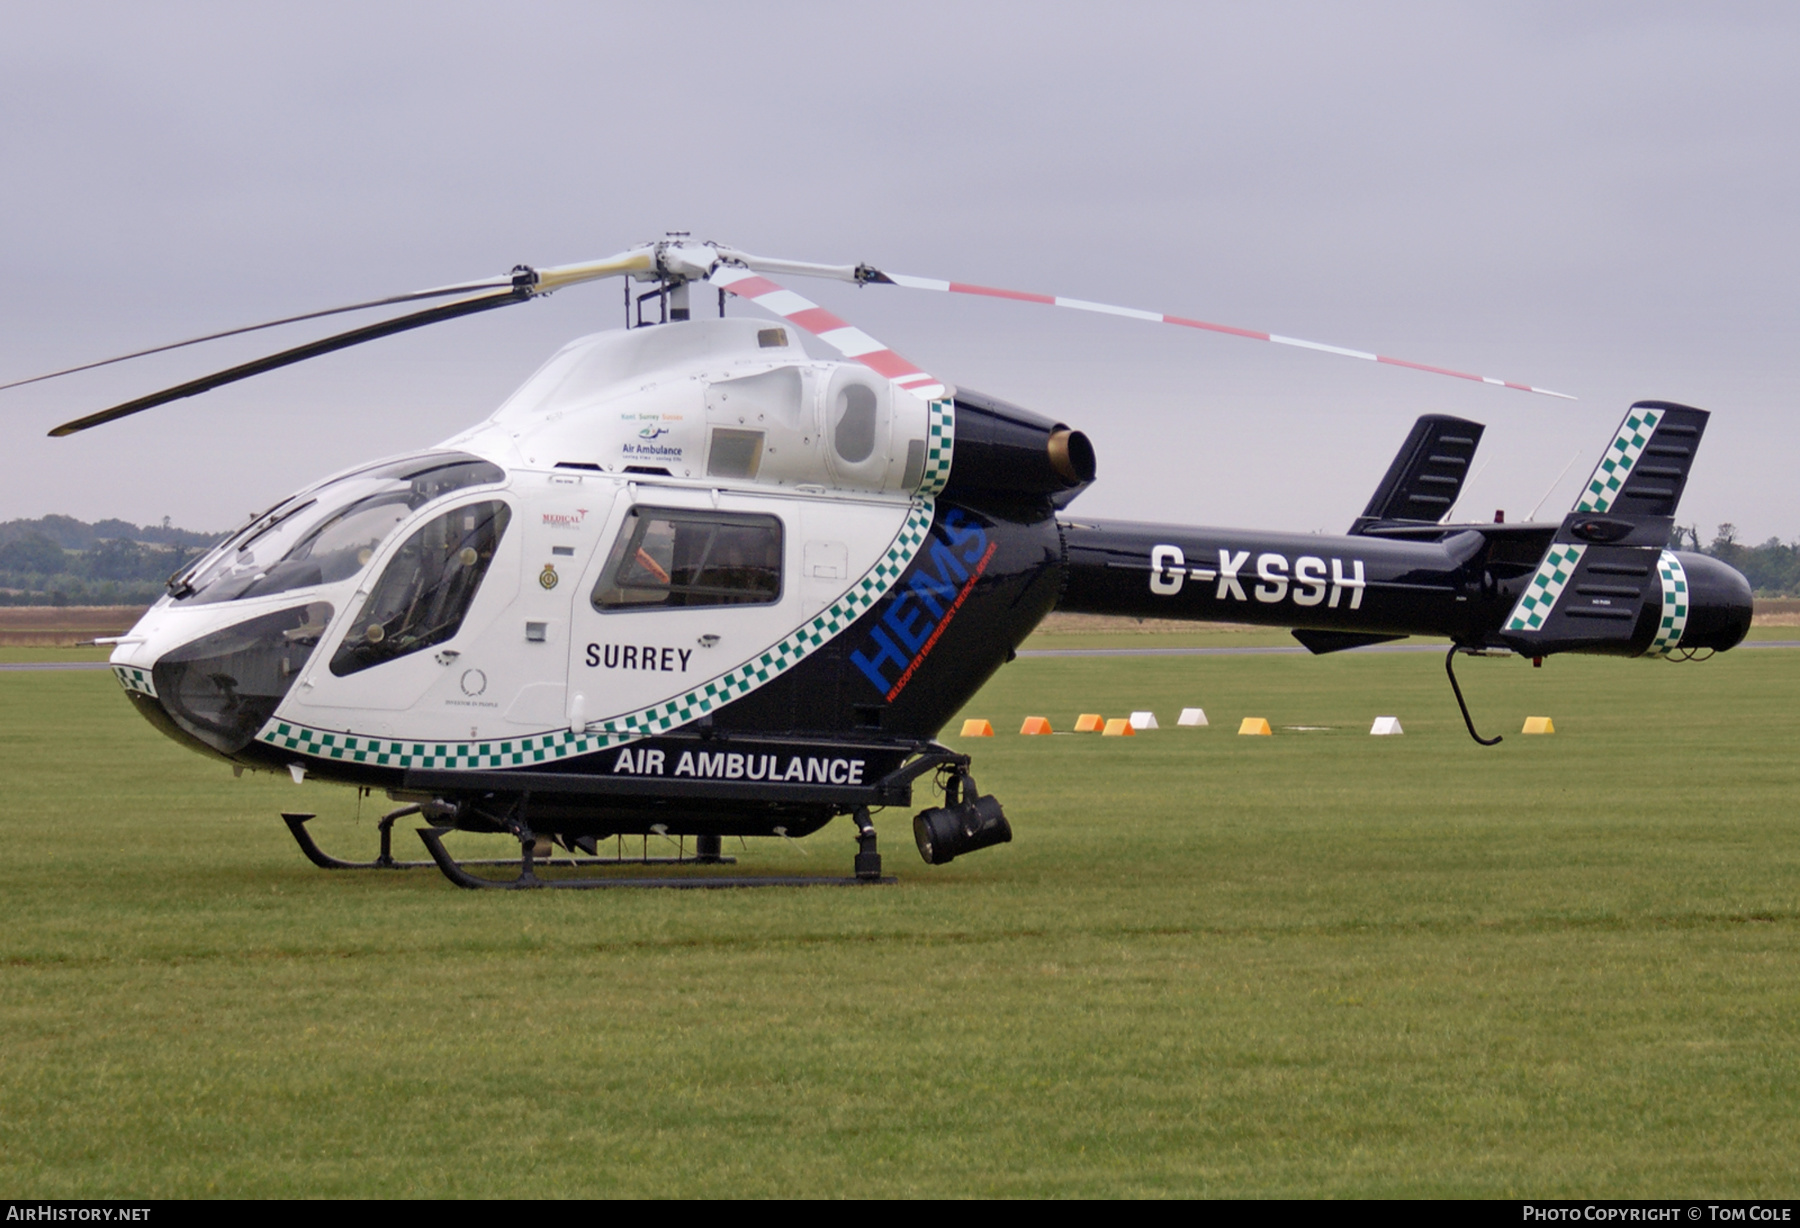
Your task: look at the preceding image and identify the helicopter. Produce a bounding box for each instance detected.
[11,235,1754,888]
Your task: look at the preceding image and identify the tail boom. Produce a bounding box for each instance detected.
[1058,520,1493,640]
[1057,523,1749,656]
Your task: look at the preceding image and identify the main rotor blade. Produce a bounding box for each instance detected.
[4,277,527,396]
[8,247,653,397]
[722,248,1574,400]
[873,272,1575,400]
[47,288,527,437]
[707,267,948,400]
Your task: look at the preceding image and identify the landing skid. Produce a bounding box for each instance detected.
[280,808,739,871]
[278,808,894,890]
[414,806,893,889]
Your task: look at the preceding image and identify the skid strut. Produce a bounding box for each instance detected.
[282,808,434,869]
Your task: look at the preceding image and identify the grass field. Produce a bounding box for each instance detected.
[1,634,1797,1197]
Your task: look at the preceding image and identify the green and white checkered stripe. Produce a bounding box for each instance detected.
[256,501,939,771]
[258,723,588,771]
[1504,542,1587,632]
[916,397,954,496]
[1648,549,1689,657]
[113,665,156,697]
[1575,406,1662,514]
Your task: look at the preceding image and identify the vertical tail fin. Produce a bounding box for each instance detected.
[1570,400,1707,519]
[1349,414,1485,534]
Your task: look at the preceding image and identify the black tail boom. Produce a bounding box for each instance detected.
[1056,519,1750,657]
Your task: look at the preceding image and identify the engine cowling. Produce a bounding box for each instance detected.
[944,389,1095,501]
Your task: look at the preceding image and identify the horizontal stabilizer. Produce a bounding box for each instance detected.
[1500,542,1657,654]
[1291,629,1407,655]
[1350,415,1484,534]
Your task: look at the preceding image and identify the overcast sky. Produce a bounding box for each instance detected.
[3,2,1796,543]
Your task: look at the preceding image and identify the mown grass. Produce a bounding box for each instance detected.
[0,637,1796,1197]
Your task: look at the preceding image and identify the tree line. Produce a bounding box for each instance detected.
[1673,525,1800,598]
[0,516,219,606]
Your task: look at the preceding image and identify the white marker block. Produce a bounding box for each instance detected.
[1369,716,1404,736]
[1129,711,1158,730]
[1177,708,1208,727]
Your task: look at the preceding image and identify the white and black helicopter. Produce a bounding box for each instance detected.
[12,236,1753,887]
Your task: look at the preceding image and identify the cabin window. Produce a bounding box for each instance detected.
[329,500,511,675]
[592,508,782,611]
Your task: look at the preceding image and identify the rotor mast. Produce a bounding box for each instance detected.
[624,233,724,328]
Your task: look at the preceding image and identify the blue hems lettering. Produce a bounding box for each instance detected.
[850,508,994,698]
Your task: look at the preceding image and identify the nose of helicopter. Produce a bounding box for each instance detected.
[120,602,334,758]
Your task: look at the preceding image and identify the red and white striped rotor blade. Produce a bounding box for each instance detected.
[708,267,948,400]
[876,272,1574,400]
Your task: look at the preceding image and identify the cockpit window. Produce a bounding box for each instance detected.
[329,500,511,676]
[175,454,504,604]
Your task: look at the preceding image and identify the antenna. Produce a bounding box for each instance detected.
[1440,458,1491,524]
[1527,449,1585,521]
